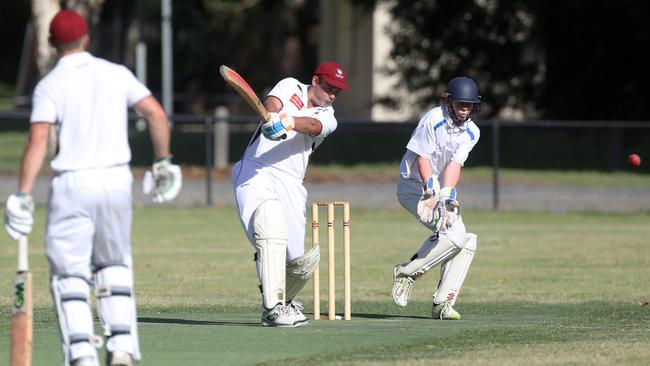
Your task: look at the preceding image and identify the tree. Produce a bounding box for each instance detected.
[367,0,543,119]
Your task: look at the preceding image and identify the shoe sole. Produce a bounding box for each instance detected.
[261,320,305,328]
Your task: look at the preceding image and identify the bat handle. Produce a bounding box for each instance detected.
[17,236,28,272]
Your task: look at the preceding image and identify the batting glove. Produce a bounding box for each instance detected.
[439,186,460,230]
[4,193,34,240]
[262,112,294,141]
[143,156,183,203]
[416,176,440,224]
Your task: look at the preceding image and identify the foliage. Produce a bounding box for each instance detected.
[358,0,544,119]
[354,0,650,121]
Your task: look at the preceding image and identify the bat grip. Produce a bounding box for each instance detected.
[17,236,28,272]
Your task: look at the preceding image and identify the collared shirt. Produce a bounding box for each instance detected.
[30,51,151,172]
[242,77,338,181]
[400,105,480,182]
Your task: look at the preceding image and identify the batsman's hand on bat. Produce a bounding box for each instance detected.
[439,186,460,230]
[416,176,440,224]
[143,156,183,203]
[4,193,34,240]
[262,112,294,141]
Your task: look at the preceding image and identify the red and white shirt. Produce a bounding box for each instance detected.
[241,77,338,181]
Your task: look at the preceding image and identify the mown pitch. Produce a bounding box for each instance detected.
[1,206,649,365]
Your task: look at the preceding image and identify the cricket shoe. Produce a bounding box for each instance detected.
[391,265,414,307]
[261,303,304,328]
[288,300,309,325]
[71,356,99,366]
[107,350,134,366]
[432,301,461,320]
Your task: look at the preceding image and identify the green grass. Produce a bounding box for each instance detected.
[0,131,28,171]
[1,207,649,365]
[0,81,15,111]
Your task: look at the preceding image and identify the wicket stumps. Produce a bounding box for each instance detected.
[311,201,351,320]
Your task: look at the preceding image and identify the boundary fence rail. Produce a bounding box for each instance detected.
[2,111,649,209]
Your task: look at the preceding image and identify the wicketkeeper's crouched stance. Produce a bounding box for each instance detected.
[391,77,481,320]
[232,62,349,327]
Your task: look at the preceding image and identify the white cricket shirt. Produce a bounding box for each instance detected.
[241,77,337,181]
[400,105,480,182]
[30,52,151,172]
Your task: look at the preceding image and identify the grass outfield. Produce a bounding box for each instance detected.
[1,206,650,365]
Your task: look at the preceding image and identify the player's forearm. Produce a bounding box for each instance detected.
[416,155,433,182]
[263,96,321,136]
[147,115,171,158]
[18,124,49,194]
[134,96,171,158]
[292,117,322,136]
[442,161,462,187]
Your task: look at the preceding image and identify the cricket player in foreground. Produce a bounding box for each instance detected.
[391,77,481,320]
[232,62,349,327]
[3,9,181,366]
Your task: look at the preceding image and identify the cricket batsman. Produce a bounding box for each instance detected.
[231,62,349,327]
[391,77,481,320]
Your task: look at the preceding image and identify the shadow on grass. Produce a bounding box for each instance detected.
[138,316,260,327]
[138,311,430,327]
[332,312,430,320]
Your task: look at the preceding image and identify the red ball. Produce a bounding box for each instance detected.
[628,153,641,167]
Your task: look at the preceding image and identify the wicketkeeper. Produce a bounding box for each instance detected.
[391,77,481,320]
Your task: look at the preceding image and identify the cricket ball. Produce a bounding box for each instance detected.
[628,153,641,167]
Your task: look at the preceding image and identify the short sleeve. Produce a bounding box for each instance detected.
[310,107,337,138]
[121,66,151,107]
[268,78,301,104]
[30,81,57,124]
[451,124,480,166]
[405,111,436,158]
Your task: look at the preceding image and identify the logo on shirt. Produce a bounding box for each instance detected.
[290,94,304,110]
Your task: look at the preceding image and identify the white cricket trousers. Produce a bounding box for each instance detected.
[46,165,134,277]
[231,161,308,261]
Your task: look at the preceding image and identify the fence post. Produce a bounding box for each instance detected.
[204,117,214,206]
[214,106,230,169]
[492,120,500,211]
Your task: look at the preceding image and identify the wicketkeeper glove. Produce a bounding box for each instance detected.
[4,193,34,240]
[416,176,440,224]
[439,186,460,230]
[143,156,183,203]
[261,112,294,141]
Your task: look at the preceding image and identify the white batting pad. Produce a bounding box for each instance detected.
[286,245,320,301]
[51,275,98,364]
[433,233,477,305]
[254,200,288,309]
[95,265,140,360]
[397,232,472,279]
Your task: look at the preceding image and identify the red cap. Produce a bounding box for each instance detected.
[49,9,88,44]
[314,61,349,91]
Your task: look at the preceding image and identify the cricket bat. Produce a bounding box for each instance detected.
[219,65,271,121]
[10,235,32,366]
